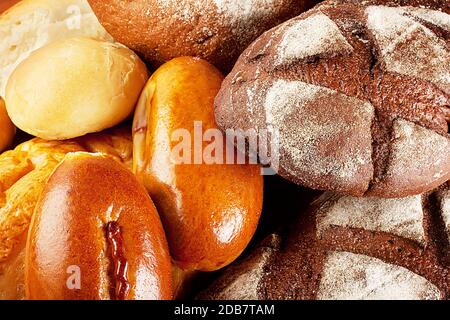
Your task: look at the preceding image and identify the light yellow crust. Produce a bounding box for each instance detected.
[5,37,148,140]
[0,0,114,98]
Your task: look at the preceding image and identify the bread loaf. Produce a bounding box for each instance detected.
[0,0,114,98]
[133,57,264,273]
[26,153,173,300]
[88,0,317,71]
[199,180,450,300]
[5,37,148,140]
[215,0,450,198]
[0,128,132,300]
[0,139,84,300]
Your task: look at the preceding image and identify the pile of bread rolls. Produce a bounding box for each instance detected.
[0,0,448,300]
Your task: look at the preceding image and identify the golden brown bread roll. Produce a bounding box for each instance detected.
[0,139,84,300]
[0,0,19,13]
[0,97,15,152]
[26,153,173,300]
[75,125,133,170]
[0,127,133,300]
[5,37,148,140]
[133,57,263,274]
[0,0,114,98]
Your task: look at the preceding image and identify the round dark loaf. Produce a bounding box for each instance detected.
[87,0,317,71]
[198,181,450,300]
[215,0,450,198]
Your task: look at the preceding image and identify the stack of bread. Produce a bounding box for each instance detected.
[0,0,448,300]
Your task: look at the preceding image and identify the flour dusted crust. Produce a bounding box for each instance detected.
[316,195,426,244]
[264,80,374,194]
[318,251,441,300]
[366,5,450,93]
[275,12,354,66]
[369,119,450,196]
[215,0,450,197]
[88,0,315,71]
[437,189,450,243]
[198,234,280,300]
[199,182,450,300]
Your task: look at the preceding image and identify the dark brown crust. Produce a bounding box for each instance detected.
[199,181,450,300]
[87,0,318,71]
[25,153,173,300]
[215,0,450,197]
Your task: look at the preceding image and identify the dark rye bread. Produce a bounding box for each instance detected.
[198,181,450,300]
[215,0,450,198]
[87,0,317,71]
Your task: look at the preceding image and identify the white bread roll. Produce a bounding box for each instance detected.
[5,37,148,140]
[0,0,114,98]
[0,97,15,152]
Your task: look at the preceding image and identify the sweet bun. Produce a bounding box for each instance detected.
[200,181,450,300]
[5,37,148,140]
[0,129,132,300]
[0,97,15,152]
[133,57,263,272]
[26,153,173,300]
[76,125,133,169]
[215,0,450,198]
[88,0,316,71]
[0,139,84,300]
[0,0,113,98]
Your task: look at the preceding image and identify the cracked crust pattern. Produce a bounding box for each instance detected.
[215,0,450,197]
[199,181,450,300]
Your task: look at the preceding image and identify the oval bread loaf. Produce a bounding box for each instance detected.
[0,128,132,300]
[133,57,264,273]
[26,153,173,300]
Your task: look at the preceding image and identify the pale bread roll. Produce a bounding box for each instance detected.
[5,36,148,140]
[0,97,15,152]
[0,0,114,98]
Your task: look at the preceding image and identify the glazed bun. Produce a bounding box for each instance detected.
[26,153,173,300]
[133,57,263,274]
[5,37,148,140]
[0,97,15,152]
[0,129,132,300]
[215,0,450,198]
[0,0,19,13]
[76,125,133,169]
[88,0,316,71]
[0,139,84,300]
[0,0,113,98]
